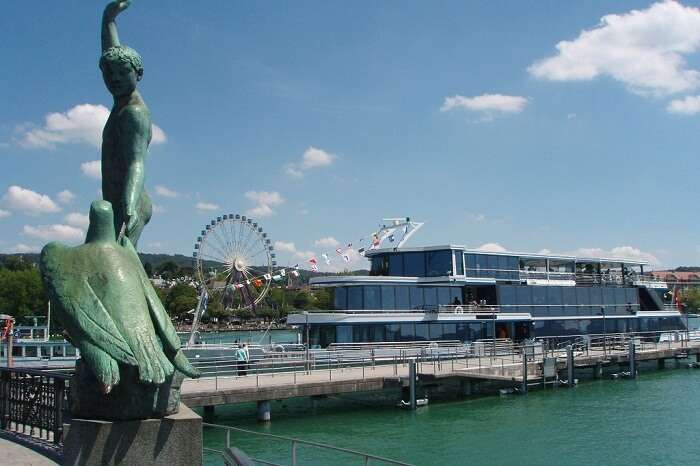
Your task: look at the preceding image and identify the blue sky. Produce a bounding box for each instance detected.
[1,1,699,270]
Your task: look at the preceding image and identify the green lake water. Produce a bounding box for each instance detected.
[201,367,700,465]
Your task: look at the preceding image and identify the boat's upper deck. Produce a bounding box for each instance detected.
[311,245,664,289]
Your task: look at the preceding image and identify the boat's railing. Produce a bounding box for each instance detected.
[202,422,412,466]
[0,367,70,445]
[460,267,667,287]
[328,340,463,351]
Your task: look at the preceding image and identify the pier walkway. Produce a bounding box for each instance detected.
[181,336,700,416]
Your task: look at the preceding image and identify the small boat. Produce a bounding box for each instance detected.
[396,397,429,408]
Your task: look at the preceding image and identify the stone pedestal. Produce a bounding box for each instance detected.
[63,403,202,466]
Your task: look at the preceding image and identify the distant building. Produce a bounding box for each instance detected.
[651,271,700,288]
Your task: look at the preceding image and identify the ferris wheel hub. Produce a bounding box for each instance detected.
[233,258,247,272]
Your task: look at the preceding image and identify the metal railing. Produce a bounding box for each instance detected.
[203,422,412,466]
[0,367,70,445]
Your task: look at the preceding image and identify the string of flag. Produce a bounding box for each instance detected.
[224,265,301,291]
[306,221,414,272]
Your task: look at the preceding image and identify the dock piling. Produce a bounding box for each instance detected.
[521,346,528,394]
[257,400,271,422]
[409,358,417,411]
[566,345,574,386]
[628,340,636,378]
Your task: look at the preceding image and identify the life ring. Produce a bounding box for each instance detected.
[455,306,464,314]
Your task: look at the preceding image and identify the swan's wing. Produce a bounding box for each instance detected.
[122,238,200,378]
[41,243,137,368]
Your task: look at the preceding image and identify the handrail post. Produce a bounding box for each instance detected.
[291,440,297,466]
[54,378,65,444]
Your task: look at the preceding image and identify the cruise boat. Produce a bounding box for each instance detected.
[288,220,685,348]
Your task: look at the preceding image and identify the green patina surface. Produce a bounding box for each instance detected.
[39,1,199,421]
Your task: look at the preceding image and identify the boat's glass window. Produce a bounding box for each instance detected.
[353,325,369,343]
[389,254,404,276]
[386,324,401,341]
[450,287,462,305]
[423,287,437,307]
[41,346,50,357]
[507,256,519,279]
[576,287,591,314]
[425,250,451,277]
[396,286,410,309]
[547,287,563,316]
[497,255,510,279]
[364,286,381,310]
[520,257,547,279]
[486,255,498,278]
[454,251,464,275]
[308,325,320,346]
[24,346,37,357]
[409,286,424,309]
[532,287,547,316]
[65,346,77,356]
[498,285,516,311]
[443,323,457,340]
[415,323,429,341]
[465,254,477,276]
[400,323,415,341]
[516,286,533,314]
[371,255,390,276]
[336,325,352,343]
[381,286,396,310]
[347,286,363,309]
[404,252,426,276]
[320,326,336,347]
[53,345,65,356]
[562,287,577,315]
[429,323,444,340]
[333,287,347,310]
[589,287,603,309]
[369,325,385,342]
[437,287,450,305]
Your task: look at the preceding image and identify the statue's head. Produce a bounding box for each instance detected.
[86,200,116,244]
[99,46,143,97]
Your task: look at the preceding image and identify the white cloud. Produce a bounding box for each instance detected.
[285,147,336,177]
[285,166,304,178]
[147,242,163,250]
[19,104,167,149]
[572,246,660,265]
[154,185,179,198]
[196,202,219,211]
[57,190,75,204]
[152,204,167,214]
[667,95,700,115]
[2,186,61,214]
[247,204,273,217]
[64,212,89,228]
[528,1,700,96]
[441,94,528,117]
[81,160,101,179]
[314,237,340,248]
[245,191,284,217]
[475,242,508,253]
[468,213,487,223]
[538,248,553,255]
[273,241,315,261]
[23,224,84,242]
[8,243,40,254]
[0,209,10,219]
[274,241,297,253]
[302,147,335,169]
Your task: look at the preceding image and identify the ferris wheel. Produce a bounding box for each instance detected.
[193,214,275,311]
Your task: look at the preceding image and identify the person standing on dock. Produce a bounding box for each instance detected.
[236,344,246,376]
[242,343,250,376]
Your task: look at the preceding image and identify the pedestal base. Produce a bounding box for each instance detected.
[63,403,202,466]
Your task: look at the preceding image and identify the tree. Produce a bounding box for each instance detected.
[157,261,180,279]
[293,290,311,310]
[164,283,197,319]
[143,261,153,277]
[0,267,47,322]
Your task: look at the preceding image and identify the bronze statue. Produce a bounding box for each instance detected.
[100,0,152,246]
[39,1,199,420]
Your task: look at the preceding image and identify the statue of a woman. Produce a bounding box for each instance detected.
[100,0,152,246]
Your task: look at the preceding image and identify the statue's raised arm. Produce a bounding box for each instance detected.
[99,0,153,247]
[102,1,130,52]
